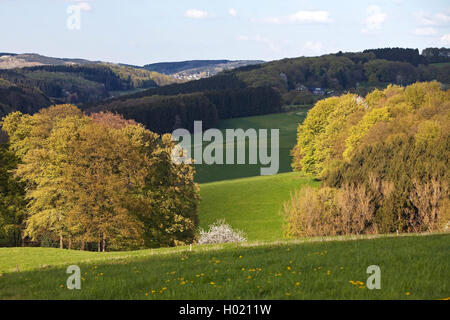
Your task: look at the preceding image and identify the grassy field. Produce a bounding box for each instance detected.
[198,172,319,241]
[0,234,448,300]
[194,111,304,183]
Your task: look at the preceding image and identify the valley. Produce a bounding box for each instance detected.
[1,47,449,301]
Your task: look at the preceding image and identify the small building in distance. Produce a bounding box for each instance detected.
[312,87,325,95]
[295,83,308,91]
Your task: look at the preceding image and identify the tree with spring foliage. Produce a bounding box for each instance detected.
[2,105,199,250]
[0,143,27,246]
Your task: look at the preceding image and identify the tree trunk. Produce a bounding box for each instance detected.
[59,234,63,249]
[80,240,85,251]
[102,233,106,252]
[97,237,101,252]
[68,236,72,250]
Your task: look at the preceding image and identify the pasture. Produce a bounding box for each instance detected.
[0,234,448,300]
[198,172,319,241]
[194,111,305,183]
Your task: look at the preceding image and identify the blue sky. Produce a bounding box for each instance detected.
[0,0,449,65]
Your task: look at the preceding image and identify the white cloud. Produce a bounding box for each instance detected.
[363,5,387,31]
[441,33,450,45]
[229,8,237,17]
[415,11,450,26]
[185,9,209,19]
[413,27,437,36]
[260,10,332,24]
[287,10,331,23]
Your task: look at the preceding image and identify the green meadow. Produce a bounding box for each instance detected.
[195,110,317,242]
[198,172,319,241]
[194,111,305,183]
[0,234,448,300]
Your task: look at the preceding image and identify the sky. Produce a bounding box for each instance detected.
[0,0,449,66]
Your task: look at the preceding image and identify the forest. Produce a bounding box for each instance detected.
[0,64,176,118]
[93,47,450,117]
[236,48,450,96]
[90,86,282,134]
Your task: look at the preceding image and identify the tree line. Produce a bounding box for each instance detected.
[92,73,247,106]
[363,48,427,66]
[422,48,450,64]
[90,87,282,134]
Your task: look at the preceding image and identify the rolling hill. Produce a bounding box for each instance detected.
[88,48,450,134]
[0,53,104,69]
[0,60,176,118]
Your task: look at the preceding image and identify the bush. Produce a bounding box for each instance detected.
[282,187,336,238]
[282,185,378,238]
[197,220,246,244]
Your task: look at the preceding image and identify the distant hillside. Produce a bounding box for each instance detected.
[0,53,176,86]
[232,47,450,105]
[0,54,179,118]
[86,48,450,136]
[143,60,264,80]
[3,47,449,129]
[0,53,104,69]
[99,47,450,111]
[0,64,178,119]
